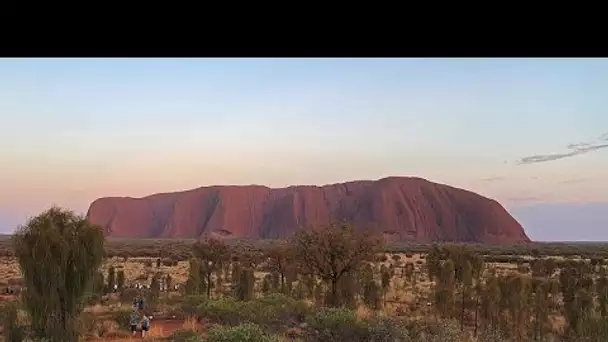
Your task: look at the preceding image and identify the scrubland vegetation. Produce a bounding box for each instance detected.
[1,207,608,341]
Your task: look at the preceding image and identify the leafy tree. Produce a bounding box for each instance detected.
[1,301,27,342]
[193,238,230,298]
[293,278,307,300]
[573,314,608,341]
[480,270,501,332]
[185,257,202,295]
[531,278,551,341]
[426,244,442,282]
[505,274,531,341]
[150,272,161,300]
[269,271,280,292]
[357,263,374,297]
[165,274,173,292]
[560,265,582,336]
[380,265,391,305]
[236,268,255,301]
[336,272,357,309]
[459,259,472,331]
[292,223,382,307]
[363,280,382,310]
[107,266,116,293]
[116,269,125,290]
[12,206,105,342]
[543,258,557,277]
[266,243,296,294]
[404,262,415,284]
[232,262,242,285]
[598,268,608,317]
[262,274,271,294]
[91,271,105,295]
[434,259,456,318]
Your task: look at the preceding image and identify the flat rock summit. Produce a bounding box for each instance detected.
[86,177,530,244]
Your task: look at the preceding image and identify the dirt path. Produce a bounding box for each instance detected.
[87,319,204,341]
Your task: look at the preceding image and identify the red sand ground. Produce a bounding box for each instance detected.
[87,319,204,341]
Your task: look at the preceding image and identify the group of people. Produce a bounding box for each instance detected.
[129,296,151,338]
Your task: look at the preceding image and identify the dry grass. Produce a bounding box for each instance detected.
[0,239,601,341]
[181,316,198,331]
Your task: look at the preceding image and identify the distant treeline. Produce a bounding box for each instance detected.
[1,234,608,260]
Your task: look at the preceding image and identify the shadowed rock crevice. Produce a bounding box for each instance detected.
[86,177,530,244]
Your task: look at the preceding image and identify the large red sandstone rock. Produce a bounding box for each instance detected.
[86,177,530,244]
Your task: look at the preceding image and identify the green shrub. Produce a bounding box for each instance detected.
[168,329,204,342]
[252,293,309,330]
[476,327,509,342]
[197,294,309,333]
[305,307,367,341]
[111,310,135,330]
[363,315,412,342]
[418,319,463,342]
[1,301,27,342]
[119,288,139,304]
[204,323,278,342]
[177,295,208,318]
[305,309,411,342]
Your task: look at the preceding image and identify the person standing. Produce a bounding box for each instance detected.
[141,314,151,338]
[129,311,138,337]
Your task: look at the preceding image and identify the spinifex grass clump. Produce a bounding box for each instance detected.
[12,206,105,342]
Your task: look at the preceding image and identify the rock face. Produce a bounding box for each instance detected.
[86,177,530,244]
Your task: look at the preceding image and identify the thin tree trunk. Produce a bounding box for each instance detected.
[461,288,465,331]
[535,308,539,341]
[330,278,338,307]
[474,296,478,337]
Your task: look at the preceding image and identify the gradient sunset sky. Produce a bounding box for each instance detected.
[1,58,607,240]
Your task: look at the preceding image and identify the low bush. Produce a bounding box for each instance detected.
[175,295,208,318]
[204,323,278,342]
[305,308,412,342]
[169,329,204,342]
[305,307,366,341]
[111,310,135,330]
[1,301,27,342]
[417,319,463,342]
[362,315,412,342]
[162,258,179,267]
[197,294,309,334]
[120,288,139,304]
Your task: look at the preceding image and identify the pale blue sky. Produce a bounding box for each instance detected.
[1,58,607,240]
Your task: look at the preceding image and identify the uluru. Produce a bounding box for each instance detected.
[86,176,530,244]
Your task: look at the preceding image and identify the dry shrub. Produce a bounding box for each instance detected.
[355,304,372,320]
[147,324,166,337]
[100,329,132,340]
[182,316,198,331]
[95,319,119,337]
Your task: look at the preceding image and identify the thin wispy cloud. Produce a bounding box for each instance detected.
[480,176,505,182]
[560,178,589,185]
[506,196,546,203]
[518,133,608,165]
[566,142,593,150]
